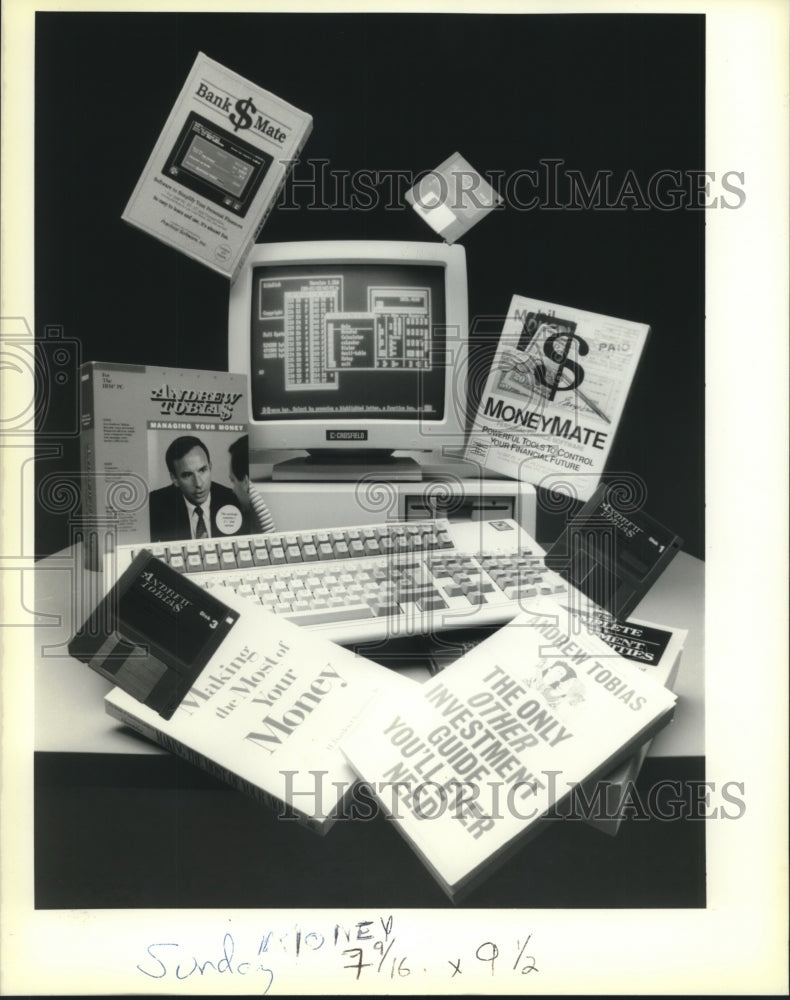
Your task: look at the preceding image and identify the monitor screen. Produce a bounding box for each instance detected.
[228,241,468,462]
[249,261,447,422]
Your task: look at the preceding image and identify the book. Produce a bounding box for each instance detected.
[560,609,687,834]
[464,295,650,502]
[79,362,249,569]
[122,53,312,280]
[416,611,687,835]
[75,552,413,834]
[340,602,677,898]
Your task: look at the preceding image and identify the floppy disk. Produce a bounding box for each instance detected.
[69,550,239,719]
[545,483,682,618]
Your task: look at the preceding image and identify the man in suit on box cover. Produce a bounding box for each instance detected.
[148,435,246,543]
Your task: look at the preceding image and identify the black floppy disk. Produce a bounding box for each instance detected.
[69,550,239,719]
[545,483,682,618]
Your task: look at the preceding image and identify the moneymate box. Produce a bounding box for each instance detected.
[122,53,312,281]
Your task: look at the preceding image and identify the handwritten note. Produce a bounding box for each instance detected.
[135,915,539,991]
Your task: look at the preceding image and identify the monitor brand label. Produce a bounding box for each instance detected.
[326,430,368,441]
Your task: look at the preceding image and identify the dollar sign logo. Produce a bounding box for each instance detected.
[230,97,256,133]
[535,331,589,400]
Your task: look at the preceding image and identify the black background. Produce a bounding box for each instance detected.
[35,11,704,559]
[34,11,705,910]
[36,753,705,909]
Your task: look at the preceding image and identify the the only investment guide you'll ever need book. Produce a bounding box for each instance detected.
[340,602,677,898]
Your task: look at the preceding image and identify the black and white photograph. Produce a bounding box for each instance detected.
[1,0,787,994]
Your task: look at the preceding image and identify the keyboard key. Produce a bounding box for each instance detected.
[287,606,376,626]
[397,584,436,601]
[366,599,401,617]
[416,595,448,611]
[503,584,537,600]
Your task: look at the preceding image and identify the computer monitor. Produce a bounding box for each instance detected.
[228,241,469,480]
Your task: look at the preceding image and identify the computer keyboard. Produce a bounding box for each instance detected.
[109,518,571,646]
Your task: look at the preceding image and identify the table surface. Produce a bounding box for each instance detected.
[33,539,704,757]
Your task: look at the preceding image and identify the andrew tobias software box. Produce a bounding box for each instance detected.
[122,53,312,281]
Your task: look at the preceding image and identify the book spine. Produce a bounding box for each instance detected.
[104,698,326,835]
[79,365,99,570]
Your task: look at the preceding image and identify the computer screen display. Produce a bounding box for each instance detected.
[228,241,468,462]
[248,261,447,422]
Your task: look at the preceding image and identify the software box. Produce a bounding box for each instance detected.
[122,53,312,281]
[79,361,249,569]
